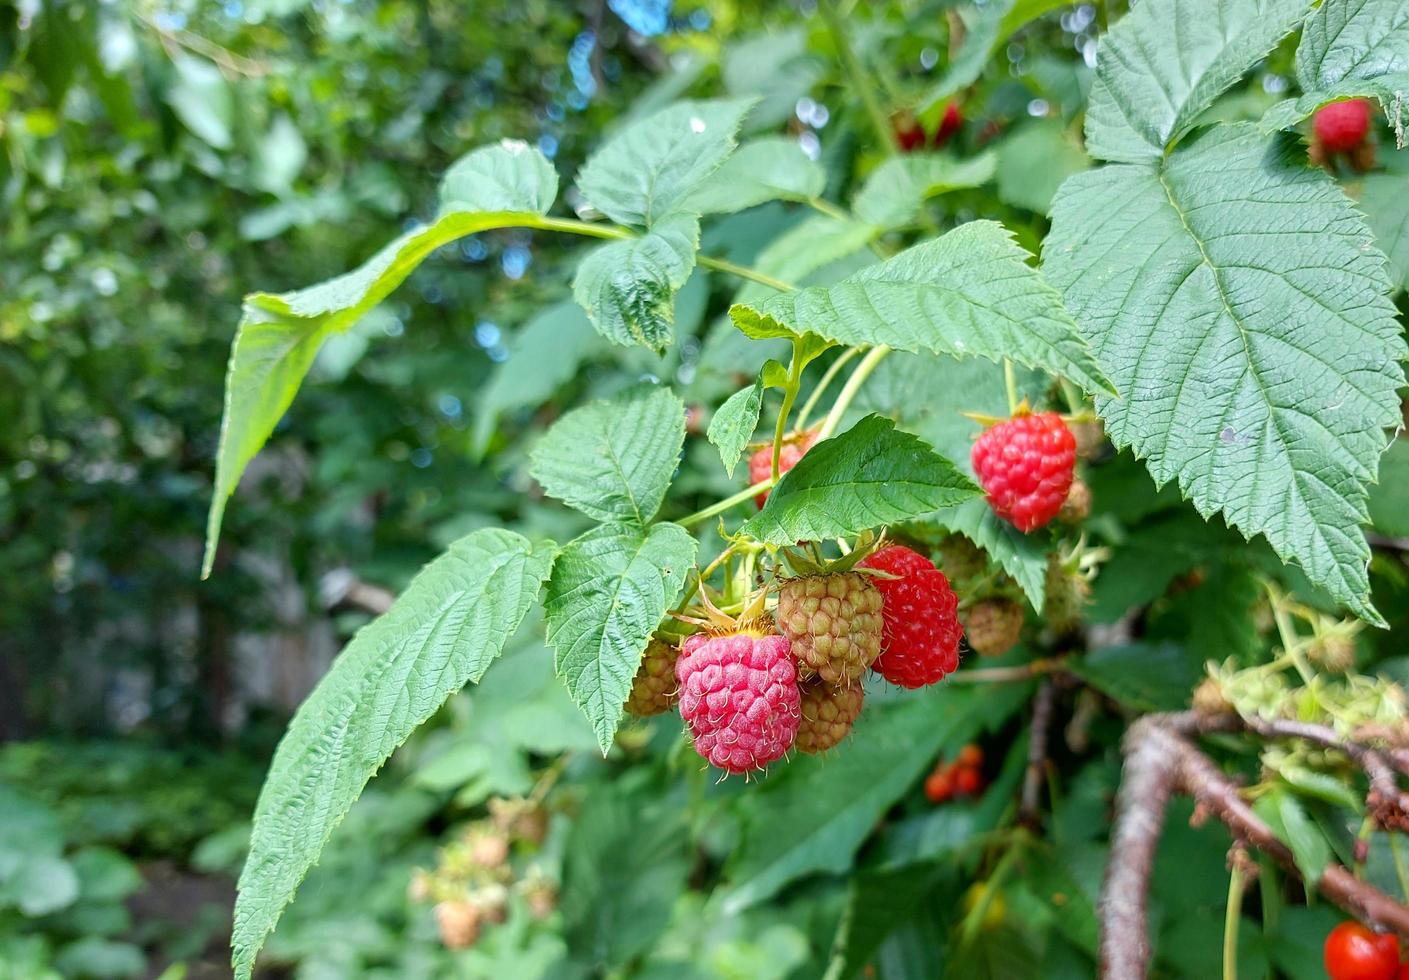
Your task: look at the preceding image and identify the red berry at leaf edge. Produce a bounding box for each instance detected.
[748,432,817,508]
[1314,99,1373,154]
[675,629,800,775]
[1324,921,1400,980]
[971,412,1076,532]
[858,545,962,688]
[934,103,963,147]
[893,112,926,152]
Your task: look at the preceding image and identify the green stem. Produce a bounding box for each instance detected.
[534,216,797,292]
[1004,359,1020,416]
[807,196,852,222]
[797,347,861,431]
[1223,863,1248,980]
[678,480,773,529]
[819,0,898,154]
[1264,581,1316,684]
[697,254,796,293]
[816,345,891,441]
[773,339,807,480]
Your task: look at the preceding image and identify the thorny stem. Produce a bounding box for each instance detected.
[816,345,892,441]
[797,347,861,431]
[819,0,899,154]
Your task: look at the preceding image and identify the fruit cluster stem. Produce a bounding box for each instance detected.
[816,345,891,441]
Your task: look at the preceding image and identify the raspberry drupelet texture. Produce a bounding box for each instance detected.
[1314,98,1372,154]
[776,573,884,686]
[795,678,864,753]
[748,431,817,508]
[963,598,1024,657]
[624,638,680,717]
[858,545,962,688]
[675,629,801,774]
[971,412,1076,532]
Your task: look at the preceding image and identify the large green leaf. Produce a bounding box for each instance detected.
[1045,125,1406,623]
[1369,439,1409,536]
[529,384,686,525]
[1360,166,1409,292]
[204,209,555,576]
[743,415,979,546]
[707,376,765,478]
[572,213,699,351]
[683,136,826,215]
[733,214,878,307]
[723,681,1030,912]
[230,529,554,980]
[851,152,997,229]
[730,221,1112,395]
[473,299,609,455]
[1254,789,1333,886]
[438,139,559,213]
[1262,0,1409,133]
[996,121,1091,215]
[575,98,754,228]
[543,521,697,753]
[1083,0,1310,162]
[721,29,824,130]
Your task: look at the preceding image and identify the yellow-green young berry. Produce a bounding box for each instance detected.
[795,678,864,754]
[624,638,680,716]
[963,599,1024,657]
[776,573,883,686]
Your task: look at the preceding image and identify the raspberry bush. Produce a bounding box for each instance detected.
[193,1,1409,977]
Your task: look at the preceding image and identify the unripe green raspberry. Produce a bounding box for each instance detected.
[776,573,883,686]
[1044,556,1090,634]
[795,678,864,754]
[624,638,680,716]
[938,534,987,582]
[963,599,1024,657]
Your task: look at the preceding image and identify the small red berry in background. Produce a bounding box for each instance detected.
[953,766,982,796]
[1323,921,1400,980]
[924,769,954,803]
[858,545,962,687]
[971,412,1076,532]
[1314,98,1373,154]
[892,112,927,153]
[923,743,985,804]
[748,431,817,508]
[934,102,963,147]
[956,744,983,769]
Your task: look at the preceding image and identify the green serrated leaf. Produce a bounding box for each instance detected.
[743,415,980,546]
[230,529,554,980]
[730,220,1112,395]
[1067,643,1201,712]
[438,139,558,215]
[851,151,997,229]
[682,136,826,215]
[529,384,686,525]
[473,299,610,455]
[576,98,754,228]
[996,121,1091,215]
[1259,75,1409,135]
[926,500,1050,611]
[1298,0,1409,93]
[572,213,699,350]
[723,680,1030,912]
[1045,124,1406,624]
[543,522,697,754]
[203,208,558,577]
[1083,0,1310,162]
[707,377,765,478]
[1254,789,1333,886]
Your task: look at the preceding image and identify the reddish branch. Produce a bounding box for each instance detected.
[1100,712,1409,980]
[1019,680,1057,826]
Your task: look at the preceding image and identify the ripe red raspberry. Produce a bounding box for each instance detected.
[624,637,680,717]
[675,628,800,774]
[971,412,1076,531]
[892,111,926,152]
[795,678,864,754]
[776,573,883,686]
[858,545,962,687]
[934,102,963,147]
[748,431,817,508]
[963,598,1024,657]
[1314,98,1372,154]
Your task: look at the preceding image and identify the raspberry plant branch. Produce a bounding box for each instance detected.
[1222,852,1252,980]
[772,338,809,480]
[795,346,861,431]
[1102,713,1409,980]
[1019,679,1057,827]
[676,478,775,530]
[814,344,891,441]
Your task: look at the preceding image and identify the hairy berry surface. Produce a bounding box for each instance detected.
[859,545,962,687]
[777,573,883,686]
[675,630,800,774]
[971,412,1076,531]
